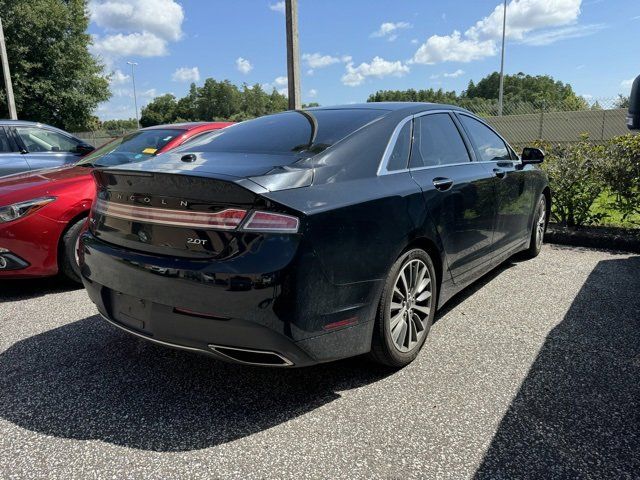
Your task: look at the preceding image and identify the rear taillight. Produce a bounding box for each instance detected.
[93,198,246,230]
[241,211,299,233]
[92,198,299,233]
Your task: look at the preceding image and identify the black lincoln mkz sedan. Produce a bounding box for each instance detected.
[79,103,549,368]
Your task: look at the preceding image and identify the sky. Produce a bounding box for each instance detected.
[88,0,640,120]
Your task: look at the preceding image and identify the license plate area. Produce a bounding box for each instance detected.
[110,291,153,334]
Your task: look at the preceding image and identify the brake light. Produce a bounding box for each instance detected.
[241,211,299,233]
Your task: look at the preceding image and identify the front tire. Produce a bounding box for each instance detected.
[370,249,437,367]
[60,217,87,284]
[524,194,547,258]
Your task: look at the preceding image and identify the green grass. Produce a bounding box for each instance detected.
[590,190,640,228]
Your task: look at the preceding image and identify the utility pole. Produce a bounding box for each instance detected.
[127,61,140,128]
[285,0,301,110]
[0,17,17,119]
[498,0,507,117]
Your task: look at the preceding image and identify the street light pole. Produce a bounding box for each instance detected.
[127,61,140,128]
[0,17,17,120]
[285,0,301,110]
[498,0,507,117]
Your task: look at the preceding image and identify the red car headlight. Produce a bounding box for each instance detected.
[0,197,56,224]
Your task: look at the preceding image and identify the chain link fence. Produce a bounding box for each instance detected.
[72,98,631,149]
[469,98,629,147]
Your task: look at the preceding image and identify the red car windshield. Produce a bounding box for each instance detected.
[77,129,183,167]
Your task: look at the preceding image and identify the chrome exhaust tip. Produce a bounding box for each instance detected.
[208,344,294,367]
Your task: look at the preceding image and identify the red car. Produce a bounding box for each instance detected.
[0,122,232,282]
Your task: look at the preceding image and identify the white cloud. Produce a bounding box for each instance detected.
[443,69,465,78]
[236,57,253,74]
[412,31,497,64]
[110,69,130,85]
[269,1,285,13]
[412,0,589,65]
[410,38,419,44]
[621,78,635,92]
[341,57,410,87]
[466,0,582,41]
[90,0,184,40]
[302,53,340,69]
[520,23,605,46]
[262,76,288,93]
[92,32,168,58]
[371,21,412,41]
[308,89,318,98]
[302,53,352,71]
[141,88,157,98]
[172,66,200,82]
[89,0,184,61]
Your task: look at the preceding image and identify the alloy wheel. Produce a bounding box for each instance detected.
[389,259,433,353]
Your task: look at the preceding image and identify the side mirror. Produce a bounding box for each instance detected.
[521,147,544,164]
[627,74,640,130]
[75,143,95,155]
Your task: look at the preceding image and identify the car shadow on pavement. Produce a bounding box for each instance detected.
[0,312,395,452]
[0,277,82,302]
[474,254,640,479]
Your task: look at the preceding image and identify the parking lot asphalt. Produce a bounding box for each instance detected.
[0,245,639,479]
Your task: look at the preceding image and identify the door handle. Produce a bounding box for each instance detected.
[432,177,454,191]
[493,168,507,179]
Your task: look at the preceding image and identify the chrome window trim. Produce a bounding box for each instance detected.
[378,109,477,176]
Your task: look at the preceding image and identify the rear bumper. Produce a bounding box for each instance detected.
[79,232,379,366]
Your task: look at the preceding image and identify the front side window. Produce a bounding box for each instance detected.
[178,109,387,157]
[15,127,79,153]
[410,113,470,168]
[458,115,510,162]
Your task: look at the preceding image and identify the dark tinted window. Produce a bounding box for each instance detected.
[458,115,510,161]
[411,113,470,168]
[77,129,182,167]
[180,109,386,156]
[0,128,14,153]
[386,121,412,171]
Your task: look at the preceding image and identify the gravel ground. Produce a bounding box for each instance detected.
[0,245,638,479]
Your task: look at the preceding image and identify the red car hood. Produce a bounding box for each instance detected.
[0,165,94,205]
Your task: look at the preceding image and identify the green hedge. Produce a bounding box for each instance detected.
[539,134,640,228]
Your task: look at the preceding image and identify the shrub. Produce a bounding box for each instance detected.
[601,134,640,225]
[541,138,606,227]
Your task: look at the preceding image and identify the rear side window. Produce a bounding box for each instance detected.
[0,128,14,153]
[181,109,387,156]
[386,121,412,171]
[458,114,511,162]
[410,113,470,168]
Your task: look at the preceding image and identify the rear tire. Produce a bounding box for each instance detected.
[524,194,547,259]
[370,248,437,367]
[60,217,87,284]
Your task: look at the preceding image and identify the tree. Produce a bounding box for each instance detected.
[464,72,588,110]
[615,95,630,109]
[0,0,110,130]
[140,94,178,127]
[368,72,589,113]
[138,77,289,127]
[101,119,139,131]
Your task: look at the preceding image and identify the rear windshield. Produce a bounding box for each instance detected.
[178,109,387,156]
[77,129,182,167]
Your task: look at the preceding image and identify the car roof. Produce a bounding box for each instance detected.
[304,102,469,115]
